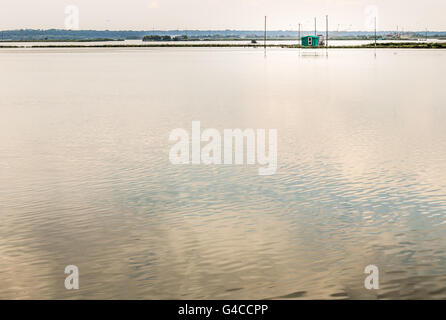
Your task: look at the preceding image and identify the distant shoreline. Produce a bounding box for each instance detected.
[1,42,446,49]
[0,38,124,43]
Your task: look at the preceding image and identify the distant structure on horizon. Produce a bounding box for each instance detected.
[301,35,320,47]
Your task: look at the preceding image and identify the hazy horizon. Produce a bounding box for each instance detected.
[2,28,446,33]
[1,0,445,32]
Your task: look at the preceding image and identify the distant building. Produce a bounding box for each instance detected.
[301,35,320,47]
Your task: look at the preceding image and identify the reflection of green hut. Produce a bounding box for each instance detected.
[301,36,319,47]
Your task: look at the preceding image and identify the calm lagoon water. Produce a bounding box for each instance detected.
[0,47,446,299]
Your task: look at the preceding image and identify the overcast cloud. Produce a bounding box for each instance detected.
[0,0,444,31]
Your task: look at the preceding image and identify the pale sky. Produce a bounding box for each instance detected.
[0,0,444,31]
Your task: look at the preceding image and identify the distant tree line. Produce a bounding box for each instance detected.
[1,29,445,41]
[142,35,188,41]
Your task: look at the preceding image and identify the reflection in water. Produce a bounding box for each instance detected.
[0,48,445,299]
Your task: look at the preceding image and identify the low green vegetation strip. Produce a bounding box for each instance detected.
[1,42,445,49]
[0,38,123,43]
[287,42,446,49]
[361,42,446,48]
[0,44,279,48]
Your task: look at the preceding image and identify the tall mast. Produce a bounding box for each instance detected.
[314,17,317,36]
[326,15,328,47]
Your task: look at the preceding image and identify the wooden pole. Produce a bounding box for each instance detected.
[374,17,377,48]
[264,16,267,49]
[314,17,317,36]
[326,15,328,47]
[298,23,301,45]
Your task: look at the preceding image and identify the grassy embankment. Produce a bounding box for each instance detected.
[1,42,445,49]
[0,38,124,43]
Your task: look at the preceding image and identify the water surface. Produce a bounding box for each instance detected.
[0,47,446,299]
